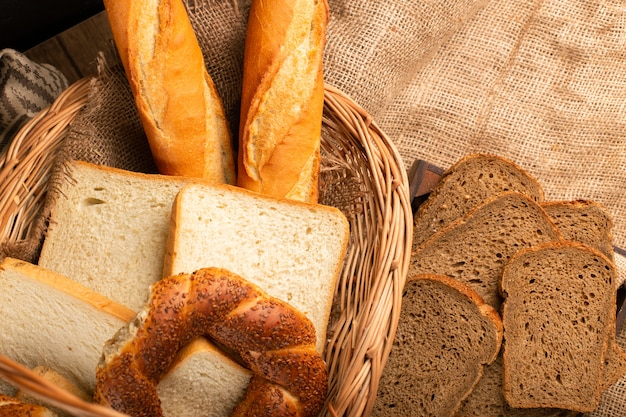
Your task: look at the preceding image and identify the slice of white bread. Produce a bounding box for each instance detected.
[163,183,350,353]
[0,257,134,395]
[372,274,503,417]
[413,154,545,247]
[157,338,252,417]
[410,191,562,309]
[501,242,618,412]
[38,161,201,311]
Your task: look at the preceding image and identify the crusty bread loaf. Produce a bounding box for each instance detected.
[372,274,503,417]
[541,200,615,261]
[163,182,350,353]
[157,338,252,417]
[410,191,562,309]
[0,258,134,395]
[501,241,618,412]
[103,0,235,182]
[0,395,57,417]
[237,0,329,202]
[38,161,201,311]
[413,154,545,247]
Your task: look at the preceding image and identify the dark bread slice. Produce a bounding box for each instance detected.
[372,274,503,417]
[456,331,626,416]
[501,241,617,412]
[541,200,626,394]
[456,354,577,417]
[413,154,545,247]
[600,340,626,391]
[541,200,615,261]
[410,191,562,310]
[541,200,626,392]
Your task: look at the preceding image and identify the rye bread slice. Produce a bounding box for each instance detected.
[410,191,562,310]
[541,200,626,392]
[456,354,577,417]
[500,241,617,412]
[541,200,615,262]
[413,154,545,247]
[372,274,502,417]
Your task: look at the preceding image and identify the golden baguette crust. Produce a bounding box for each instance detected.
[238,0,329,202]
[103,0,236,183]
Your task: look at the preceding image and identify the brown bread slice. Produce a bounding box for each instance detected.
[541,200,615,261]
[413,154,545,247]
[456,354,577,417]
[372,274,503,417]
[600,341,626,391]
[540,200,626,393]
[456,338,626,416]
[410,191,562,310]
[501,241,617,412]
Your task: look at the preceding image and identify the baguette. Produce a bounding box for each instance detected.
[103,0,236,183]
[237,0,329,202]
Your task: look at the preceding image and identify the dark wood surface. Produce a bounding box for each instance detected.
[2,1,105,52]
[24,11,114,84]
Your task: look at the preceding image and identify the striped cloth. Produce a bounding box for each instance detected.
[0,48,68,152]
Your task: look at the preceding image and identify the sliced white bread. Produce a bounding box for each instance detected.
[410,191,562,310]
[413,154,545,247]
[163,183,350,353]
[0,257,134,395]
[38,161,202,311]
[157,338,252,417]
[501,242,618,412]
[372,274,503,417]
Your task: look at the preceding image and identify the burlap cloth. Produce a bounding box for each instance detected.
[2,0,626,414]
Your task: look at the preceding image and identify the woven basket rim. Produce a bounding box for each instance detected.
[0,78,91,247]
[0,80,413,417]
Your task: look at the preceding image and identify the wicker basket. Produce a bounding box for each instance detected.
[0,80,413,417]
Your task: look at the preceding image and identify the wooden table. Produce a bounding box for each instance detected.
[24,12,115,84]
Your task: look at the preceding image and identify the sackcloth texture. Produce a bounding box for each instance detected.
[1,0,626,413]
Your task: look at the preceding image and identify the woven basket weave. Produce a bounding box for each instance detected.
[0,80,413,417]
